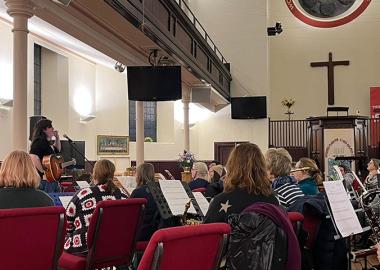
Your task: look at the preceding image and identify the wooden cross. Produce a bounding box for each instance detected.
[310,52,350,105]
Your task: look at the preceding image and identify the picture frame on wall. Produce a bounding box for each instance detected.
[97,135,129,155]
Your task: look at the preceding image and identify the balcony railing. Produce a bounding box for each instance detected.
[174,0,228,65]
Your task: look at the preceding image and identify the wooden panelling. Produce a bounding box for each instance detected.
[154,0,170,31]
[176,22,192,54]
[196,45,208,71]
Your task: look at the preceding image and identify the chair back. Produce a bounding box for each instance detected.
[86,198,146,269]
[192,187,207,193]
[138,223,230,270]
[0,206,66,270]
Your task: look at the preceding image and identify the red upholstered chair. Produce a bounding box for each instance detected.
[192,187,207,193]
[0,206,66,270]
[137,223,231,270]
[288,211,304,237]
[59,198,147,270]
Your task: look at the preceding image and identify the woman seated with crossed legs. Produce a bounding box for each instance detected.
[64,159,128,254]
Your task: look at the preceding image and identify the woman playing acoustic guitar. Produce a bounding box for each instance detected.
[29,118,61,193]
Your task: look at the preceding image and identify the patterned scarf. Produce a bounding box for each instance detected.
[272,175,297,190]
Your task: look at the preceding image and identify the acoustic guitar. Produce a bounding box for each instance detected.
[42,154,76,182]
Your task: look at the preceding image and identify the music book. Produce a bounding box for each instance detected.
[159,180,197,216]
[76,181,90,189]
[116,176,136,194]
[323,180,363,237]
[59,196,73,209]
[192,192,210,216]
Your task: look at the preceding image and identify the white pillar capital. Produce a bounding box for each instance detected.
[5,0,34,19]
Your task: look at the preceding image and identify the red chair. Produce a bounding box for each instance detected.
[288,211,304,237]
[59,198,147,270]
[0,206,66,270]
[192,187,207,193]
[137,223,231,270]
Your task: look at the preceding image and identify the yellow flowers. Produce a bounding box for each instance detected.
[281,98,295,108]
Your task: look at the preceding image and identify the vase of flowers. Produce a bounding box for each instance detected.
[281,98,295,120]
[178,150,195,171]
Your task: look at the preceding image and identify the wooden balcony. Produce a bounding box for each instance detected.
[105,0,231,100]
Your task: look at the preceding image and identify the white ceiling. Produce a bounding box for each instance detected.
[0,0,117,69]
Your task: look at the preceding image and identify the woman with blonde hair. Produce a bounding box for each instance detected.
[0,150,54,209]
[293,157,321,195]
[64,159,128,254]
[130,163,160,241]
[204,143,278,223]
[188,162,210,190]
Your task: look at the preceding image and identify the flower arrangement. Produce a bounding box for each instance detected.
[281,98,295,109]
[144,136,153,142]
[178,150,195,170]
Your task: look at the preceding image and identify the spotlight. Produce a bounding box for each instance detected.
[114,62,125,73]
[267,22,283,36]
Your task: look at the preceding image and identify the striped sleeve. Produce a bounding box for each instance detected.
[275,183,304,208]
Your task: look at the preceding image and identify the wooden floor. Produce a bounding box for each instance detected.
[352,255,379,270]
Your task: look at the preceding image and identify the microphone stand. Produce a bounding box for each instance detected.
[67,140,94,171]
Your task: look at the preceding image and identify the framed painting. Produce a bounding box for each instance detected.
[97,135,129,155]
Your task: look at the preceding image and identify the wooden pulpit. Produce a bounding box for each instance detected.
[307,115,368,179]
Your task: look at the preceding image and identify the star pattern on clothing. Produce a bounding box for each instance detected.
[219,200,231,213]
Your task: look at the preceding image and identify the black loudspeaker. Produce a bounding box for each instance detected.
[29,115,46,141]
[230,96,267,119]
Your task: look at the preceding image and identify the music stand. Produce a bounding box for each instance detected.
[147,181,204,220]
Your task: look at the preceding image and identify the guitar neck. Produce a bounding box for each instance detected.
[61,160,76,169]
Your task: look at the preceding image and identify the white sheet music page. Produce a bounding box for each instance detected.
[76,181,90,189]
[159,180,196,216]
[116,176,136,189]
[192,192,210,216]
[323,180,363,237]
[59,196,73,209]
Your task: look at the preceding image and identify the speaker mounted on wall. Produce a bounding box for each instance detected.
[230,96,267,119]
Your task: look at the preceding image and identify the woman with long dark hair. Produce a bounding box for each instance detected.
[29,119,61,192]
[130,163,160,241]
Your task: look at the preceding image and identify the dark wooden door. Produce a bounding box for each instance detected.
[214,142,248,165]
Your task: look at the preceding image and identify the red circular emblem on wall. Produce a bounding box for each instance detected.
[285,0,372,28]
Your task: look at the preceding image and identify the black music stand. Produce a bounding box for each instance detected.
[324,189,373,270]
[147,181,204,222]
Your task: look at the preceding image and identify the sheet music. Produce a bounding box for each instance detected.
[59,196,73,209]
[192,192,210,216]
[76,181,90,189]
[159,180,196,215]
[323,180,363,237]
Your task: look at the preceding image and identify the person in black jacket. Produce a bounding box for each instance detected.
[204,143,278,223]
[130,163,160,241]
[205,165,224,199]
[0,150,54,209]
[29,118,61,193]
[188,162,210,190]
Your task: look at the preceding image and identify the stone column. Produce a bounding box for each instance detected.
[5,0,33,150]
[135,101,144,166]
[182,86,191,151]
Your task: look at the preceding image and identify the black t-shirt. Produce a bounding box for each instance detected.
[30,137,59,178]
[0,187,54,209]
[204,187,279,224]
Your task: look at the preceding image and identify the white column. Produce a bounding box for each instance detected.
[135,101,144,166]
[5,0,33,151]
[182,86,191,151]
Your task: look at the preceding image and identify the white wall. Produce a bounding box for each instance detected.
[0,21,13,158]
[268,0,380,120]
[187,0,270,158]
